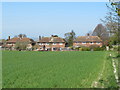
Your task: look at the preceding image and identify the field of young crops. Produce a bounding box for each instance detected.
[2,51,117,88]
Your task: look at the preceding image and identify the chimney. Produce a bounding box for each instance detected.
[8,36,10,40]
[51,35,58,37]
[87,33,90,36]
[51,35,54,37]
[87,33,90,39]
[39,36,41,40]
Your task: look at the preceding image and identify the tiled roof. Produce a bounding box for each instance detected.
[74,36,102,42]
[39,37,50,42]
[38,37,65,43]
[6,37,34,43]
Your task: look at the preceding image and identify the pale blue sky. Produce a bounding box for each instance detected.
[2,2,108,39]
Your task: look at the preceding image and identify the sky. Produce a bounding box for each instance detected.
[2,0,109,2]
[2,2,109,39]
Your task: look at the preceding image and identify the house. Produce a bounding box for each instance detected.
[0,40,3,49]
[73,35,102,47]
[5,36,35,50]
[37,35,65,51]
[0,39,6,49]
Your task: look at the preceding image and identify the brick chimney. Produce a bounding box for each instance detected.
[8,36,10,40]
[87,33,90,39]
[87,33,90,36]
[39,36,41,40]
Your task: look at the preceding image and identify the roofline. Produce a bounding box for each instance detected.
[37,41,65,43]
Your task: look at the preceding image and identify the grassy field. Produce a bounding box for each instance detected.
[0,50,2,89]
[2,51,117,88]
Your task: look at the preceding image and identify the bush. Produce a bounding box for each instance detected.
[79,48,82,51]
[93,47,105,51]
[75,45,106,51]
[89,45,105,51]
[118,46,120,51]
[15,41,29,50]
[112,45,119,51]
[81,47,90,51]
[74,47,79,50]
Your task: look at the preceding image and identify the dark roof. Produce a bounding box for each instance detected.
[6,37,34,43]
[38,37,65,43]
[74,36,102,42]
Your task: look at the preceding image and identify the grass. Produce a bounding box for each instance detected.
[0,50,2,89]
[96,51,118,88]
[2,51,117,88]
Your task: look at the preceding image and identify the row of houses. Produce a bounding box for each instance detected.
[0,35,102,51]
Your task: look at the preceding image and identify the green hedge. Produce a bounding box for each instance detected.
[74,46,106,51]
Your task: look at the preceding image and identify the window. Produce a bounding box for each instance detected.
[53,48,57,51]
[8,43,12,45]
[59,43,63,45]
[46,43,49,45]
[96,42,100,44]
[90,42,94,44]
[53,43,56,45]
[39,43,42,45]
[82,42,86,44]
[42,43,44,45]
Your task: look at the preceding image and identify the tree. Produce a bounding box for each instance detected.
[92,24,109,45]
[101,1,120,45]
[64,30,76,47]
[18,34,27,38]
[15,41,29,50]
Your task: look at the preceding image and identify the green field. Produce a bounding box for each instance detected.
[2,51,117,88]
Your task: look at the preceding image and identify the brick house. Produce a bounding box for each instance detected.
[0,40,3,49]
[73,36,102,47]
[37,35,65,51]
[5,36,35,50]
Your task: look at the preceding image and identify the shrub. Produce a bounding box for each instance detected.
[79,48,82,51]
[89,45,105,51]
[15,41,29,50]
[81,47,90,51]
[93,47,105,51]
[112,45,119,51]
[118,46,120,51]
[74,47,81,50]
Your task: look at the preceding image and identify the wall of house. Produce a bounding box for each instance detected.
[73,42,102,47]
[6,42,15,46]
[6,42,33,49]
[38,42,65,51]
[27,44,32,49]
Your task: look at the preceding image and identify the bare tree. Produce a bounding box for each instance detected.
[18,34,27,38]
[101,1,120,45]
[92,24,109,45]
